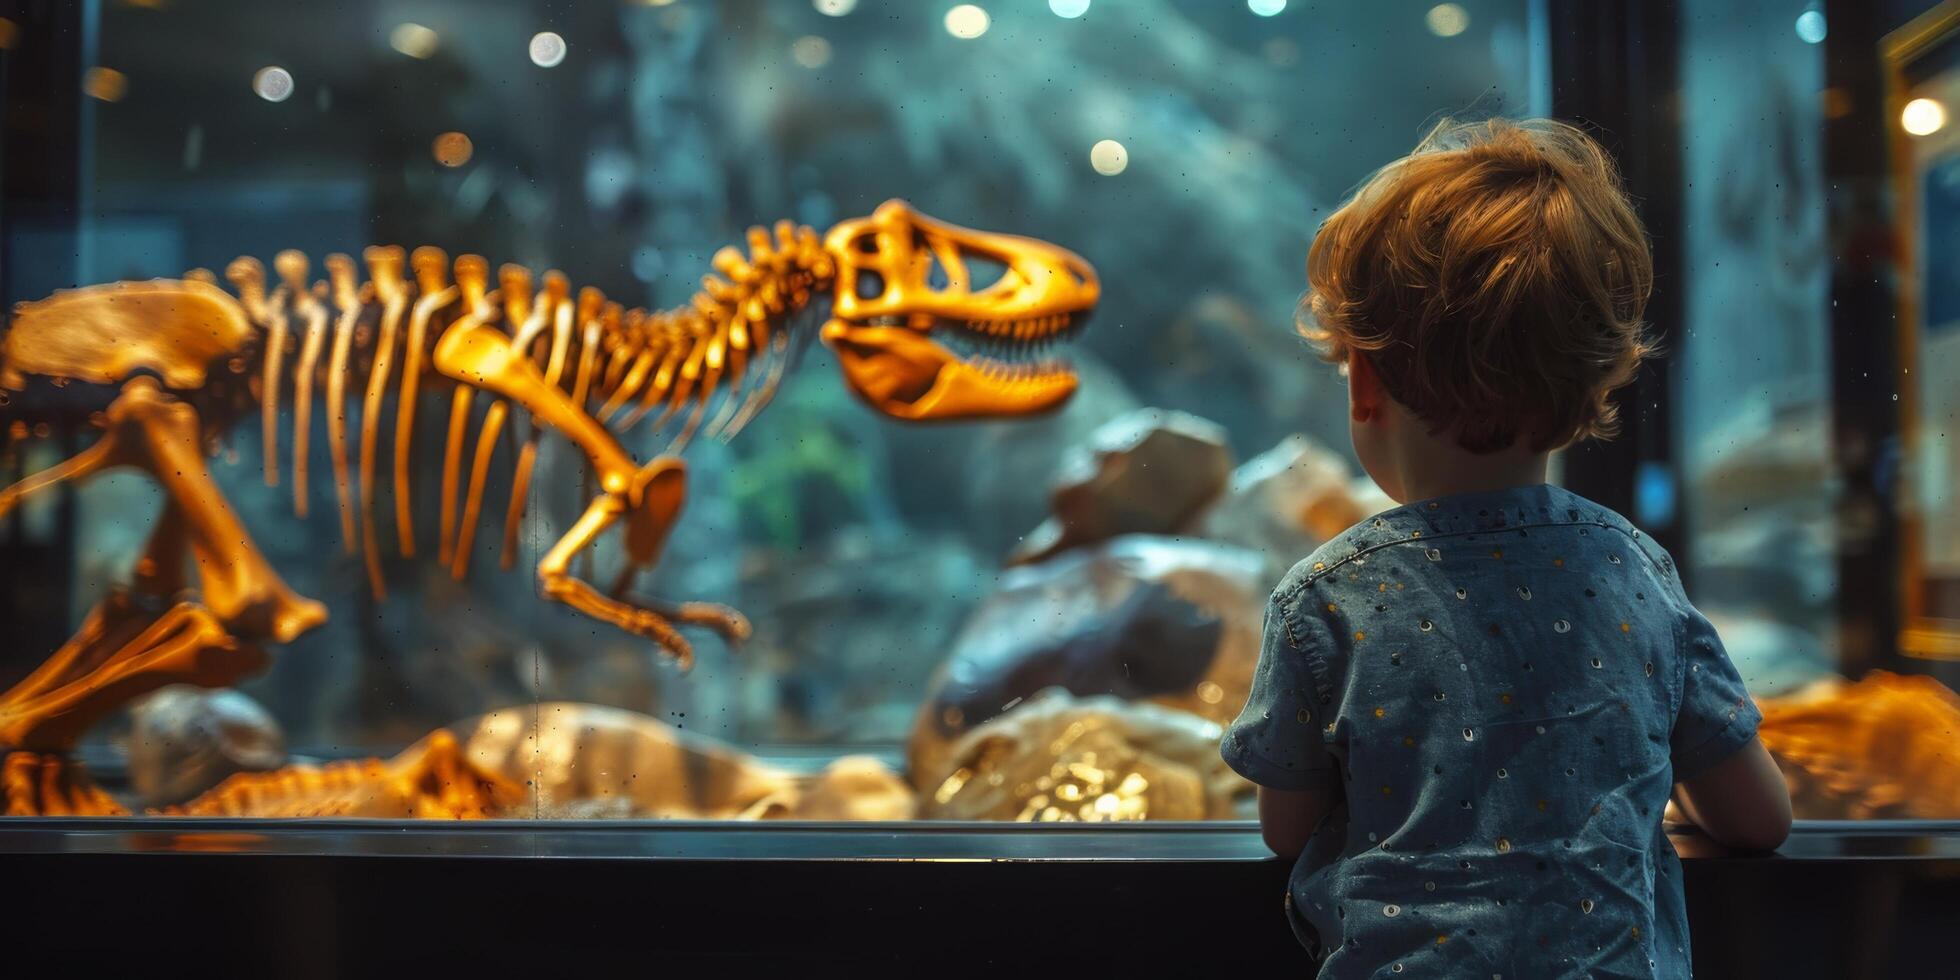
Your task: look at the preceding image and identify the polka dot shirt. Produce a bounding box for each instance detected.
[1222,485,1758,978]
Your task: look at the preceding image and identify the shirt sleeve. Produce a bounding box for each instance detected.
[1669,606,1763,781]
[1220,593,1338,790]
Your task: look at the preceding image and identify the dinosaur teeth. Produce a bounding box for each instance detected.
[938,316,1080,381]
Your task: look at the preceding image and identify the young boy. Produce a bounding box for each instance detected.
[1221,118,1791,977]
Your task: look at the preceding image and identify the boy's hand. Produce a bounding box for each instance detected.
[1671,736,1792,852]
[1256,769,1343,859]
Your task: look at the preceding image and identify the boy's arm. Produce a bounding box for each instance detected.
[1672,736,1791,852]
[1668,605,1790,852]
[1222,581,1346,858]
[1257,772,1343,859]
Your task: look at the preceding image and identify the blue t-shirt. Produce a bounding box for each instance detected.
[1222,484,1759,978]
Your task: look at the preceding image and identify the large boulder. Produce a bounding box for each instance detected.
[907,535,1265,787]
[1008,408,1235,566]
[917,689,1253,821]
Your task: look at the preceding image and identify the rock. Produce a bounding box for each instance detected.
[127,685,287,808]
[907,535,1266,787]
[946,354,1143,557]
[1197,434,1377,577]
[1008,408,1235,566]
[453,701,915,820]
[794,755,917,821]
[917,690,1253,821]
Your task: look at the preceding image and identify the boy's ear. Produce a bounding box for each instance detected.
[1347,351,1384,421]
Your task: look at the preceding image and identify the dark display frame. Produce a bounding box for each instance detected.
[4,2,1960,973]
[0,819,1955,975]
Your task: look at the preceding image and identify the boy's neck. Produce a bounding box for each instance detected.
[1382,433,1551,505]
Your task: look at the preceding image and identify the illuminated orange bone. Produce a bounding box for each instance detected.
[0,201,1096,681]
[822,200,1096,420]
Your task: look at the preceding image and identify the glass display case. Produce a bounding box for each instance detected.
[9,0,1552,822]
[3,0,1960,973]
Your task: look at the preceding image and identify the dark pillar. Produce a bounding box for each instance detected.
[1546,0,1688,581]
[1821,0,1913,677]
[0,0,92,681]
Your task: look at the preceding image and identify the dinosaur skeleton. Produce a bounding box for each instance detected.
[0,200,1096,815]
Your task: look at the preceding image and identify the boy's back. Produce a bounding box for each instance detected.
[1225,483,1757,978]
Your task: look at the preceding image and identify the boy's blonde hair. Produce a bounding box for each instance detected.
[1301,117,1654,453]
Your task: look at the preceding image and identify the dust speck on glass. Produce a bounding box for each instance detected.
[1221,484,1759,978]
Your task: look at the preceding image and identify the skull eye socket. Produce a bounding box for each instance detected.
[853,233,880,255]
[962,255,1007,292]
[855,270,886,300]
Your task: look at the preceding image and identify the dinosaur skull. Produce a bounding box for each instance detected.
[820,200,1097,421]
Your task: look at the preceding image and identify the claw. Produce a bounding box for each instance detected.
[707,605,752,645]
[627,608,695,670]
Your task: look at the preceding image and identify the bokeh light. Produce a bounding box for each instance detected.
[792,35,833,69]
[814,0,857,15]
[1794,10,1827,45]
[433,131,474,167]
[945,5,990,39]
[1248,0,1286,16]
[1090,139,1128,176]
[390,23,439,59]
[1426,4,1470,37]
[83,67,127,103]
[1904,97,1948,137]
[0,17,18,50]
[529,31,568,68]
[1050,0,1091,17]
[252,66,294,103]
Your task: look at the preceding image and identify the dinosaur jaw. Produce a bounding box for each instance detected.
[822,314,1082,421]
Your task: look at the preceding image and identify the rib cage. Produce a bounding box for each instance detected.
[210,221,834,598]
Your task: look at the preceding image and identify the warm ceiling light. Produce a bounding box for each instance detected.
[1248,0,1286,16]
[529,31,567,68]
[390,23,439,59]
[84,67,127,102]
[1090,139,1128,176]
[814,0,857,14]
[1903,97,1948,136]
[252,66,294,102]
[1426,3,1469,37]
[945,5,989,39]
[433,131,474,167]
